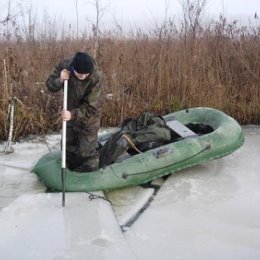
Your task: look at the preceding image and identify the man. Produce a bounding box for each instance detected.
[46,52,103,172]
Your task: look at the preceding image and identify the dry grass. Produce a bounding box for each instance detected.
[0,17,259,140]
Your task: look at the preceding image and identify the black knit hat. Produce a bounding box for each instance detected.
[72,52,94,74]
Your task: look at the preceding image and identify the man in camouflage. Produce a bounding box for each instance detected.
[46,52,103,172]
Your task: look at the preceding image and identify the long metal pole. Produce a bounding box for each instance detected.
[61,79,68,207]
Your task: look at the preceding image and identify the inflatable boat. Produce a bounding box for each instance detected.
[33,107,244,192]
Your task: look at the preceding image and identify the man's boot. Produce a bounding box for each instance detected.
[75,155,99,173]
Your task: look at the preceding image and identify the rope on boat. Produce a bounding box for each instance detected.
[121,144,211,179]
[122,134,143,154]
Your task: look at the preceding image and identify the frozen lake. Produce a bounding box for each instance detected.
[0,126,259,259]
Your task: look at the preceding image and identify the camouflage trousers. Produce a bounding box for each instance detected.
[65,122,100,171]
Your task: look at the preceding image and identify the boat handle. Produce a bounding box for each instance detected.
[153,147,173,158]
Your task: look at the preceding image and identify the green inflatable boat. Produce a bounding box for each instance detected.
[33,107,244,192]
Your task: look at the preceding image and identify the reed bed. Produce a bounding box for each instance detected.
[0,17,259,141]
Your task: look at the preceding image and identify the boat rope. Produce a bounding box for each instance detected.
[121,144,211,179]
[123,134,143,154]
[86,192,112,204]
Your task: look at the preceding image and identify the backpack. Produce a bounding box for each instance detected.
[122,112,171,147]
[99,112,172,167]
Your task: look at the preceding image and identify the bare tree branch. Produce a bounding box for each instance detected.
[179,0,207,38]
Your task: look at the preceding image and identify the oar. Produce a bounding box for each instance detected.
[61,79,68,207]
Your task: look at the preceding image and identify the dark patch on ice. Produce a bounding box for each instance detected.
[120,175,170,232]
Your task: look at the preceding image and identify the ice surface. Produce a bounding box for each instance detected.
[0,126,259,260]
[106,186,155,227]
[125,126,260,260]
[0,193,136,260]
[0,135,63,209]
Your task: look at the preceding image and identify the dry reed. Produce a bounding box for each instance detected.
[0,16,259,141]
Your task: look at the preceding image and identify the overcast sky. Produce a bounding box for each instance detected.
[30,0,260,31]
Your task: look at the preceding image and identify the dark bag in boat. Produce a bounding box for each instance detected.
[99,112,172,167]
[122,112,171,149]
[99,130,128,167]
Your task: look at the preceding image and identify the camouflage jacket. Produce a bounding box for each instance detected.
[46,55,103,127]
